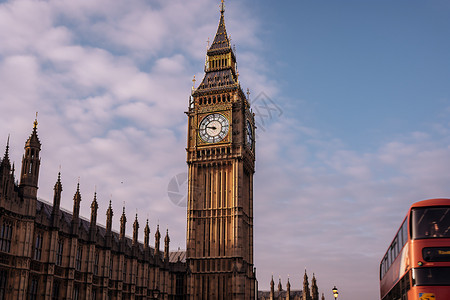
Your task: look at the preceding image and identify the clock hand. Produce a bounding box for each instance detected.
[206,126,217,130]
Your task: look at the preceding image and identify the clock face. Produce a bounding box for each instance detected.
[199,113,229,143]
[246,120,253,149]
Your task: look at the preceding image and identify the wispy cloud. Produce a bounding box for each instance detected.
[1,1,449,299]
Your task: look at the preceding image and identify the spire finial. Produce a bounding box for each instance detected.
[33,112,38,129]
[192,75,196,89]
[220,0,225,14]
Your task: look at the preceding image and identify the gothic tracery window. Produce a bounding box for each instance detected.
[0,222,12,253]
[56,239,63,266]
[34,234,43,261]
[75,246,82,271]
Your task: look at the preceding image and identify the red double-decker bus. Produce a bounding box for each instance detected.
[380,198,450,300]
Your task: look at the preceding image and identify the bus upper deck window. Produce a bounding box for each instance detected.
[412,207,450,239]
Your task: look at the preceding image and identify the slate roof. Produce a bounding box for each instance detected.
[208,12,230,52]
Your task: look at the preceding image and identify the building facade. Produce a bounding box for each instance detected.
[185,1,257,299]
[0,121,186,300]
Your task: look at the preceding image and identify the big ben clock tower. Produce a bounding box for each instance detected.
[185,1,256,299]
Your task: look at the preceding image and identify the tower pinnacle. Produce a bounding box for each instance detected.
[220,0,225,14]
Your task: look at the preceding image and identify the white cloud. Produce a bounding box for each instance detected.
[1,1,449,299]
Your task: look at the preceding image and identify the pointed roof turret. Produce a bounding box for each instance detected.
[144,219,150,249]
[1,135,11,168]
[71,181,82,235]
[270,274,275,297]
[20,117,41,195]
[311,273,319,300]
[133,213,139,245]
[106,200,113,233]
[25,115,41,149]
[90,192,98,224]
[208,0,231,52]
[194,0,242,95]
[0,136,12,179]
[52,172,63,213]
[164,228,170,261]
[154,224,161,256]
[120,206,127,240]
[89,191,99,240]
[72,182,81,219]
[303,270,311,300]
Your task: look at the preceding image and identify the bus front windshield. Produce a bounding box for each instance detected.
[412,207,450,239]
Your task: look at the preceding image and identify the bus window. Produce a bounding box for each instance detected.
[401,220,408,246]
[411,207,450,239]
[412,267,450,286]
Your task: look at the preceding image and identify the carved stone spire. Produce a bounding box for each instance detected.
[286,277,291,300]
[89,191,98,240]
[72,182,81,220]
[303,270,311,300]
[164,229,170,261]
[278,276,282,292]
[311,273,319,300]
[144,219,150,249]
[51,172,62,227]
[120,206,127,240]
[132,214,139,246]
[0,136,15,202]
[106,200,113,233]
[0,135,11,170]
[270,275,274,299]
[71,182,81,235]
[154,224,161,257]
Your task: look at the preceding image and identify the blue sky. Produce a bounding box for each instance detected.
[0,1,449,299]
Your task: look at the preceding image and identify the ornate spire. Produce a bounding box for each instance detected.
[26,114,41,149]
[164,228,170,261]
[120,206,127,240]
[270,275,274,298]
[72,181,81,220]
[278,276,282,292]
[52,172,63,212]
[286,276,291,300]
[1,135,10,166]
[106,200,113,233]
[303,270,311,300]
[133,213,139,245]
[311,273,319,300]
[154,224,161,256]
[71,181,81,235]
[90,192,98,225]
[89,191,99,240]
[195,1,239,94]
[209,0,230,52]
[144,219,150,249]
